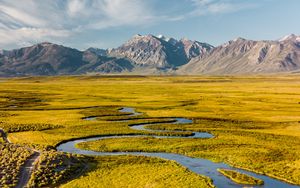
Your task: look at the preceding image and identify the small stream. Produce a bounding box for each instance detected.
[57,107,299,188]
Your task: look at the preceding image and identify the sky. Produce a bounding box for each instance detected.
[0,0,300,50]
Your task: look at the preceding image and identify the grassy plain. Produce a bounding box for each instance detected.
[0,75,300,186]
[61,155,214,188]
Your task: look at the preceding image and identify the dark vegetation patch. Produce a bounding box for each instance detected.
[172,79,233,83]
[148,117,281,130]
[77,75,147,79]
[0,90,49,109]
[220,129,300,144]
[81,106,130,118]
[0,112,13,117]
[128,119,176,127]
[1,106,103,111]
[218,168,264,185]
[177,117,290,130]
[0,122,63,133]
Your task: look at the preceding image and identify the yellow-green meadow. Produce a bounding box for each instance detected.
[1,75,300,187]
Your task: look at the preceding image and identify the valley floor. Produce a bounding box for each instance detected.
[0,75,300,187]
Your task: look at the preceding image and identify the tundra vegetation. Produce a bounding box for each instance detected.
[0,75,299,187]
[61,155,214,188]
[217,168,264,185]
[0,144,33,187]
[28,151,87,187]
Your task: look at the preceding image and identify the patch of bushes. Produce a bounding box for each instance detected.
[28,150,88,187]
[0,122,62,133]
[0,143,34,187]
[218,168,264,185]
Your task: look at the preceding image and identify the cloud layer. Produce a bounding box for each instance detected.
[190,0,256,15]
[0,0,256,49]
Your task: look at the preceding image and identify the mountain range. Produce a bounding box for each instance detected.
[0,34,300,76]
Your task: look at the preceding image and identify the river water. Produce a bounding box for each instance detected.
[57,107,298,188]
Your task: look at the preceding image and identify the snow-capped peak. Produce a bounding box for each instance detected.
[279,34,298,42]
[157,34,164,38]
[232,37,246,42]
[157,34,169,41]
[157,34,179,45]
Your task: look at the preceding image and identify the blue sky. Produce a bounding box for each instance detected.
[0,0,300,50]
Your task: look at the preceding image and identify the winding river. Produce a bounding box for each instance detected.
[57,107,299,188]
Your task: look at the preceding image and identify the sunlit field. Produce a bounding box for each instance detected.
[61,155,214,188]
[1,75,300,187]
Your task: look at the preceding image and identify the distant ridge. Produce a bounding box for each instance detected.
[0,34,300,76]
[0,43,133,76]
[179,35,300,75]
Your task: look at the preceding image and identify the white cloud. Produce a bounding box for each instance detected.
[0,0,156,48]
[0,27,71,48]
[67,0,89,17]
[0,5,44,27]
[0,0,258,49]
[189,0,257,16]
[65,0,155,29]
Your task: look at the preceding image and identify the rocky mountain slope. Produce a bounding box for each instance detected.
[178,34,300,74]
[1,34,300,76]
[0,43,133,76]
[109,34,213,69]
